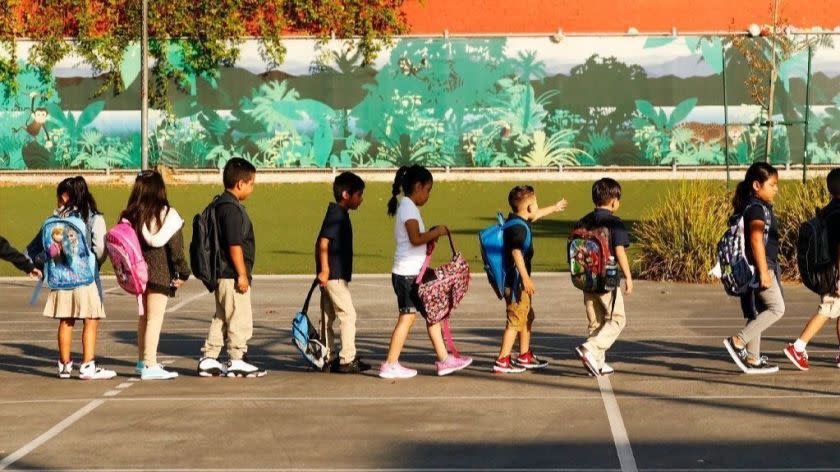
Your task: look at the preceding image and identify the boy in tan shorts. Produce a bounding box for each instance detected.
[493,185,567,373]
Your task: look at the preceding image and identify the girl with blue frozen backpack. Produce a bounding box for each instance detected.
[29,177,114,380]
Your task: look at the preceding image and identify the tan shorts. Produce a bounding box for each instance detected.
[818,294,840,319]
[505,290,535,332]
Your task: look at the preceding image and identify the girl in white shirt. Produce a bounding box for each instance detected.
[379,165,473,379]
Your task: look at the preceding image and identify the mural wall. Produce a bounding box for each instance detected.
[1,35,839,170]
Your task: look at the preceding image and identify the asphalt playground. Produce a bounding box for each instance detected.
[1,274,839,471]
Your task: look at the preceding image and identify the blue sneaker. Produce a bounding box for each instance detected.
[141,364,178,380]
[135,360,144,376]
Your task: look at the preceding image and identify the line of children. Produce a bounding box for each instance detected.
[17,159,840,381]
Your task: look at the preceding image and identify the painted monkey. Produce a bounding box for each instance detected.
[14,93,51,142]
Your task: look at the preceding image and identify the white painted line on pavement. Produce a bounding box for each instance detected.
[597,375,638,472]
[115,382,133,389]
[0,399,105,470]
[167,291,210,313]
[103,390,121,397]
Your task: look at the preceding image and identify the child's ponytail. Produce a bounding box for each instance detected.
[387,166,409,216]
[732,162,778,213]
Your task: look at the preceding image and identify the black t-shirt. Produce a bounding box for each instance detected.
[503,214,533,289]
[742,199,779,267]
[823,199,840,255]
[316,202,353,282]
[576,208,630,254]
[216,191,255,279]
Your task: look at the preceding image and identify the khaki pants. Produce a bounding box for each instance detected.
[201,279,253,360]
[320,280,357,364]
[582,290,626,369]
[138,292,169,366]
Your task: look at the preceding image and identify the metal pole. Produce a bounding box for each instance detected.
[722,41,731,190]
[140,0,149,170]
[803,44,813,183]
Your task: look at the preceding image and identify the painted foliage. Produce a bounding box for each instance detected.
[1,35,839,169]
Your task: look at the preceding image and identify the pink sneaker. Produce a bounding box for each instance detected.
[436,355,473,376]
[379,362,417,379]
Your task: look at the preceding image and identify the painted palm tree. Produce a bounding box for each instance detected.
[512,51,547,132]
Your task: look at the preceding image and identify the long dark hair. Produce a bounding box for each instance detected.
[733,162,778,213]
[120,170,170,235]
[387,165,433,216]
[59,176,99,221]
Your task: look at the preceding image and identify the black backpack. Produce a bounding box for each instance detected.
[797,207,840,295]
[190,196,222,293]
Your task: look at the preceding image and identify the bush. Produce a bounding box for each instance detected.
[634,181,729,283]
[635,177,833,283]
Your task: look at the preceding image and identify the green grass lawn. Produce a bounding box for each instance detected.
[0,180,725,277]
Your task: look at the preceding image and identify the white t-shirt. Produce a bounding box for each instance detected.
[392,197,427,275]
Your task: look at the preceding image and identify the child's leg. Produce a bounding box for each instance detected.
[57,319,75,363]
[81,318,99,363]
[385,313,416,363]
[583,291,625,368]
[224,281,253,361]
[201,284,229,359]
[517,305,536,356]
[137,314,147,362]
[794,294,840,350]
[795,314,830,346]
[142,293,169,367]
[319,288,338,362]
[739,273,785,360]
[498,328,518,359]
[323,280,358,364]
[426,322,449,362]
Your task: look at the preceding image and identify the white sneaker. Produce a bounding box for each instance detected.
[600,363,615,375]
[226,358,267,378]
[141,364,178,380]
[78,360,117,380]
[197,357,227,377]
[57,360,73,379]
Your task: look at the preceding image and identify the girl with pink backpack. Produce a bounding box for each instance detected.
[117,170,190,380]
[379,165,473,379]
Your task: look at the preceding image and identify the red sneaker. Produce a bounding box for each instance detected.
[783,344,809,371]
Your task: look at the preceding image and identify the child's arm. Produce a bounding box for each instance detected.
[316,237,330,287]
[512,249,535,295]
[748,220,771,289]
[615,245,633,295]
[405,220,448,247]
[0,236,39,278]
[229,245,249,293]
[530,198,568,223]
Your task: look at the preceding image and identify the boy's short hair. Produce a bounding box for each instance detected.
[827,168,840,198]
[508,185,535,212]
[223,157,257,189]
[333,171,365,202]
[592,178,622,206]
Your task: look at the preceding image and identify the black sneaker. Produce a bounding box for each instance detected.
[336,357,371,374]
[746,356,779,375]
[723,337,750,373]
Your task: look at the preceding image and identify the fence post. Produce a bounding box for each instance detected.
[803,44,813,183]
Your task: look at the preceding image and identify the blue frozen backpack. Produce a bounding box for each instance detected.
[479,212,531,301]
[38,214,97,290]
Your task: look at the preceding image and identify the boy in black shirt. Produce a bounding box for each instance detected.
[315,172,370,373]
[493,185,567,373]
[574,178,633,377]
[198,158,266,378]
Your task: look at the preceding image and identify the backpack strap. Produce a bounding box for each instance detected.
[441,317,460,357]
[301,279,319,315]
[29,274,45,305]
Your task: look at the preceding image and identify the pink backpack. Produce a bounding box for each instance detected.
[106,219,148,315]
[415,234,471,356]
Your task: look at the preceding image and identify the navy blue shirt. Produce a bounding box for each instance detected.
[216,191,255,279]
[503,214,533,289]
[316,202,353,282]
[742,198,779,267]
[576,208,630,254]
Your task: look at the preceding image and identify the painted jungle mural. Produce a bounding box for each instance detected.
[1,35,839,169]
